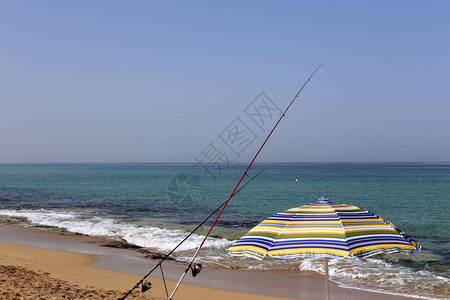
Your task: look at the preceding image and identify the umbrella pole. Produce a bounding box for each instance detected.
[324,257,330,300]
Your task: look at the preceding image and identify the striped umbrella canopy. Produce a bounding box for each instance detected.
[228,197,420,260]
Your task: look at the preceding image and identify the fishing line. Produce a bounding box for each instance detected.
[168,65,322,300]
[120,162,274,299]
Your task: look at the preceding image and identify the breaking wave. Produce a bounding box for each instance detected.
[0,209,232,252]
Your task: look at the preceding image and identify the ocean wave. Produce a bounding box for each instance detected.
[0,209,232,252]
[300,257,449,299]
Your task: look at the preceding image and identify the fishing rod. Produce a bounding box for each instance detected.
[120,162,274,299]
[168,64,322,300]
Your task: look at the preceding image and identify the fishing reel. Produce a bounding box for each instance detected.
[191,263,202,277]
[141,281,152,293]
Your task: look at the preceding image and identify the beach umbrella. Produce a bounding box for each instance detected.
[228,196,420,300]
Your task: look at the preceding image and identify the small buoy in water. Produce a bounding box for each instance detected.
[295,178,299,184]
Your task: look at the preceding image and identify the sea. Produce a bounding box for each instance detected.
[0,162,448,299]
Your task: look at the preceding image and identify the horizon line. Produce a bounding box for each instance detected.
[0,161,449,164]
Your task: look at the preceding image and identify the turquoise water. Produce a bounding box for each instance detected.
[0,162,449,298]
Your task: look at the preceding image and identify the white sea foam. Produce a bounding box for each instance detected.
[300,257,450,299]
[0,209,232,252]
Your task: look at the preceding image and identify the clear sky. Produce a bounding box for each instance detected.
[1,1,449,163]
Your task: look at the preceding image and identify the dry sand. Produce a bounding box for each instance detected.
[0,265,151,300]
[0,241,294,300]
[0,225,417,300]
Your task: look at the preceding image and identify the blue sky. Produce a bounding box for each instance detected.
[1,1,449,163]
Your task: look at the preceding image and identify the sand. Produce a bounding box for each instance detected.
[0,225,417,300]
[0,241,297,300]
[0,264,150,300]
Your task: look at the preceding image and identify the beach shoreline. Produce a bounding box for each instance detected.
[0,225,421,300]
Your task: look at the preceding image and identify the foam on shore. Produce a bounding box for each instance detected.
[0,208,232,251]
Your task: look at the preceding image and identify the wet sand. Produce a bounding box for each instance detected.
[0,225,416,299]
